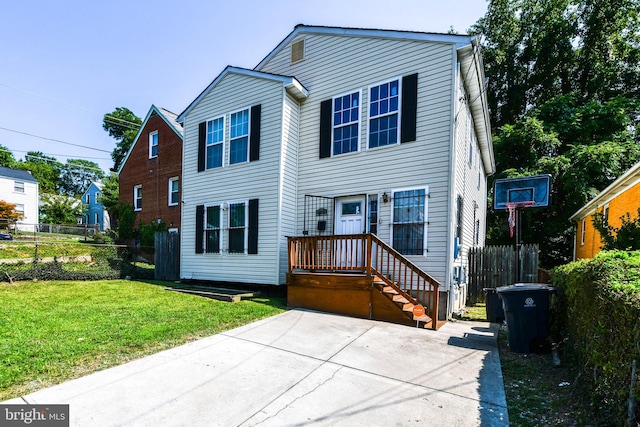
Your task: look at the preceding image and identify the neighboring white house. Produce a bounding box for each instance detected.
[177,25,494,318]
[0,166,39,232]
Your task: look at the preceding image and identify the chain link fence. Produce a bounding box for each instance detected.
[0,240,154,282]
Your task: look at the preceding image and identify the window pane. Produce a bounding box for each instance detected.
[229,203,245,227]
[207,143,223,168]
[228,229,244,253]
[332,91,360,156]
[206,230,220,253]
[230,136,248,164]
[206,206,220,228]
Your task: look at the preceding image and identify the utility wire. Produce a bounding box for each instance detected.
[0,126,112,153]
[0,147,107,173]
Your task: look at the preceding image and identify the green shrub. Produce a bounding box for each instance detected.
[551,251,640,424]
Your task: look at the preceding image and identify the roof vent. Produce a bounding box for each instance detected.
[291,39,305,63]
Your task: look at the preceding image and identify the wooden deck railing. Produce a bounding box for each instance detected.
[288,233,440,324]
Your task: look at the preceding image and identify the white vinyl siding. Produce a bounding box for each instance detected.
[0,176,39,231]
[258,34,457,284]
[181,73,287,284]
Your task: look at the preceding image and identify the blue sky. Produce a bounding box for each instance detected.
[0,0,488,174]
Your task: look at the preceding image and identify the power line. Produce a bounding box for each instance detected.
[0,147,107,173]
[0,126,112,153]
[0,82,142,130]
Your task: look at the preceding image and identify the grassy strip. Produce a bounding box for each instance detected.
[0,280,286,400]
[0,242,93,259]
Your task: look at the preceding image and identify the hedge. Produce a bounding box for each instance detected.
[551,251,640,425]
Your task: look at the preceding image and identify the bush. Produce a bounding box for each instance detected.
[551,251,640,424]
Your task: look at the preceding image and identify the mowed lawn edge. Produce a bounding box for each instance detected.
[0,280,287,400]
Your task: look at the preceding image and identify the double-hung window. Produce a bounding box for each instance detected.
[333,91,360,155]
[205,205,221,253]
[134,185,142,211]
[392,188,427,255]
[228,202,247,253]
[14,181,24,193]
[168,177,179,206]
[230,109,249,164]
[85,194,90,204]
[149,131,158,158]
[206,117,224,169]
[369,79,400,148]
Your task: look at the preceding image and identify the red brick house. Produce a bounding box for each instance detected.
[118,105,183,231]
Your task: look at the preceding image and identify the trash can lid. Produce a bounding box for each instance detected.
[496,283,555,293]
[483,287,498,293]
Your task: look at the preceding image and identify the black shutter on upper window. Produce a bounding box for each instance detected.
[248,199,259,254]
[250,104,261,162]
[319,99,332,158]
[198,122,206,172]
[195,205,204,254]
[400,73,418,143]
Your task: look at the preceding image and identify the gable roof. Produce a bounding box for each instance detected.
[570,161,640,221]
[81,181,102,197]
[118,105,183,174]
[176,66,309,123]
[0,166,38,183]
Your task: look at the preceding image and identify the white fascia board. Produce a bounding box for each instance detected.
[176,67,308,123]
[569,161,640,221]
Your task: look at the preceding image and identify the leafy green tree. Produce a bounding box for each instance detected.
[0,145,17,168]
[592,208,640,251]
[103,107,142,172]
[116,203,136,240]
[59,159,105,197]
[40,194,84,225]
[98,173,119,228]
[17,152,63,194]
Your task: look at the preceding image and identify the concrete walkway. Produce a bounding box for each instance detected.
[3,310,509,426]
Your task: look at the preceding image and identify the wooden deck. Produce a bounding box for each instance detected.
[287,234,444,330]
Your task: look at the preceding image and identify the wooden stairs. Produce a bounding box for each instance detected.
[372,277,440,329]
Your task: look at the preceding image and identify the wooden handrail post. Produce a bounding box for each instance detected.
[365,233,372,278]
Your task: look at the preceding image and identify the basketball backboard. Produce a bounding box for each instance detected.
[493,174,551,210]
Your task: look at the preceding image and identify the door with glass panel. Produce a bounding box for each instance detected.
[334,196,366,269]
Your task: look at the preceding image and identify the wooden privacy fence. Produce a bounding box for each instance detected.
[467,244,539,304]
[155,231,180,281]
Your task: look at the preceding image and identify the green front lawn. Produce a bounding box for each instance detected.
[0,280,286,400]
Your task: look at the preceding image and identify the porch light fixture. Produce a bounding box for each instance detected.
[382,193,390,203]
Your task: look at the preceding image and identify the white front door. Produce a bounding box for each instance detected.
[335,196,366,235]
[334,196,366,269]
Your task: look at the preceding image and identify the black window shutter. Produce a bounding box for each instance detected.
[400,73,418,143]
[198,122,206,171]
[319,99,332,158]
[195,205,204,254]
[248,199,259,254]
[250,104,261,161]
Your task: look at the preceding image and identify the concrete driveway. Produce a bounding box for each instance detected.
[3,309,509,426]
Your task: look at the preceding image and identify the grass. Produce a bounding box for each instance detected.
[0,241,93,259]
[0,280,286,400]
[462,302,594,425]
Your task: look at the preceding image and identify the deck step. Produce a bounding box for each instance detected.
[392,294,409,304]
[381,286,398,295]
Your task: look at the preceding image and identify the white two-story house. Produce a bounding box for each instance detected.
[177,25,494,325]
[0,166,40,232]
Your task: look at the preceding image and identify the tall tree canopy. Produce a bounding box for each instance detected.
[0,145,17,168]
[103,107,142,172]
[472,0,640,267]
[17,151,62,194]
[98,173,119,228]
[59,159,105,197]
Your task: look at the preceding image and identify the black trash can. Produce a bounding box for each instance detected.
[483,288,504,323]
[496,283,555,353]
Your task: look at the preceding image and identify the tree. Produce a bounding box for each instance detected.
[59,159,105,197]
[103,107,142,172]
[592,208,640,251]
[98,173,119,228]
[0,200,22,228]
[0,145,17,168]
[17,152,63,194]
[40,194,84,225]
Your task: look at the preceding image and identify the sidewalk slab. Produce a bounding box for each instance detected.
[3,309,509,426]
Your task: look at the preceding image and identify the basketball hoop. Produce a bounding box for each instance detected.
[505,201,535,237]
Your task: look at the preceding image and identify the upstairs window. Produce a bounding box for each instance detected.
[149,131,158,158]
[369,79,399,148]
[134,185,142,211]
[230,109,249,164]
[168,177,179,206]
[14,181,24,193]
[581,218,586,245]
[332,91,360,155]
[85,194,90,204]
[206,117,224,169]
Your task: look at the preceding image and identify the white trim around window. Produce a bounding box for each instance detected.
[227,199,248,254]
[389,186,428,256]
[367,77,402,150]
[149,131,158,158]
[331,89,361,156]
[580,218,586,246]
[13,181,24,193]
[168,177,179,206]
[206,115,225,169]
[229,107,250,165]
[134,185,142,211]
